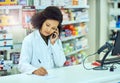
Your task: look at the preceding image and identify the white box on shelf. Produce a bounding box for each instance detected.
[0,34,13,40]
[0,40,13,47]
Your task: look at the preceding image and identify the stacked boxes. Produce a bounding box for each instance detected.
[0,33,13,50]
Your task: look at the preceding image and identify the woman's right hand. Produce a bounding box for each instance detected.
[32,67,48,76]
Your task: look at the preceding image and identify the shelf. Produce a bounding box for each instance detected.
[65,47,88,56]
[62,19,89,25]
[116,9,120,15]
[0,5,22,9]
[35,6,47,10]
[64,5,89,9]
[110,27,120,30]
[61,34,85,42]
[36,5,89,9]
[108,0,120,3]
[0,46,13,50]
[0,5,89,10]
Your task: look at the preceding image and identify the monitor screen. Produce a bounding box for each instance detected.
[111,31,120,56]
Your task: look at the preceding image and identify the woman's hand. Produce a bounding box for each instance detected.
[32,67,48,76]
[50,28,59,45]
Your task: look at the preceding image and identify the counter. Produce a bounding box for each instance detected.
[0,64,120,83]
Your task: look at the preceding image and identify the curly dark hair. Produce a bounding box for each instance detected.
[31,6,63,34]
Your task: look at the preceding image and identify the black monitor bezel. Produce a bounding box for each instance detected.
[111,31,120,56]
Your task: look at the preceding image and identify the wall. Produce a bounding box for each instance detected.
[87,0,109,61]
[99,0,109,59]
[86,0,97,61]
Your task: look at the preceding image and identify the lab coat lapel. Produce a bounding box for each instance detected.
[35,30,48,48]
[33,30,53,68]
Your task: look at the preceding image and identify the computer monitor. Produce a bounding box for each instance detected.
[111,31,120,56]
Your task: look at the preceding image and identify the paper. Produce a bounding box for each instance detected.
[27,70,57,80]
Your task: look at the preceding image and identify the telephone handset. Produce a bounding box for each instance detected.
[52,32,56,38]
[51,28,58,39]
[50,29,59,44]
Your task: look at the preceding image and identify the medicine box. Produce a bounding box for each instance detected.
[0,34,13,40]
[0,33,13,47]
[0,0,17,5]
[0,40,13,47]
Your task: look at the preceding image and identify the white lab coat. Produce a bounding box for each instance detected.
[18,30,66,74]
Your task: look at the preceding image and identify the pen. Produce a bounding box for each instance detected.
[38,59,41,63]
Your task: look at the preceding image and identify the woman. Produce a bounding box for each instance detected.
[18,6,66,76]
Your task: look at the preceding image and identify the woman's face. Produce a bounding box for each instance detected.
[40,19,59,36]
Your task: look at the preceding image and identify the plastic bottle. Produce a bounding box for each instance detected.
[0,55,4,65]
[116,18,120,28]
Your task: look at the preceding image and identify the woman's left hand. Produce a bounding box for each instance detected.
[50,28,59,45]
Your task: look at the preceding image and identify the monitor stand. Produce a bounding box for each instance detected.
[93,66,108,70]
[93,48,112,70]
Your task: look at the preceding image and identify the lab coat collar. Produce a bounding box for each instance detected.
[34,30,51,47]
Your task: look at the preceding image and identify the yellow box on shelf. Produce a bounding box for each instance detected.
[0,15,20,26]
[0,0,17,5]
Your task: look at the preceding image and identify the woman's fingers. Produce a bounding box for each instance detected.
[39,67,48,75]
[32,67,48,76]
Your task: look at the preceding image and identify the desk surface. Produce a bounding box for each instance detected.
[0,64,120,83]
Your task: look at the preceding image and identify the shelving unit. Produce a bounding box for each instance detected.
[35,4,89,59]
[0,6,25,52]
[65,47,88,56]
[108,0,119,28]
[108,0,120,41]
[0,0,89,68]
[0,5,22,26]
[61,34,85,42]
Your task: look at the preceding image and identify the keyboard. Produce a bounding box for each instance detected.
[96,56,120,64]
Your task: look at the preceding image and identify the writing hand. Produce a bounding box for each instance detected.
[32,67,48,76]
